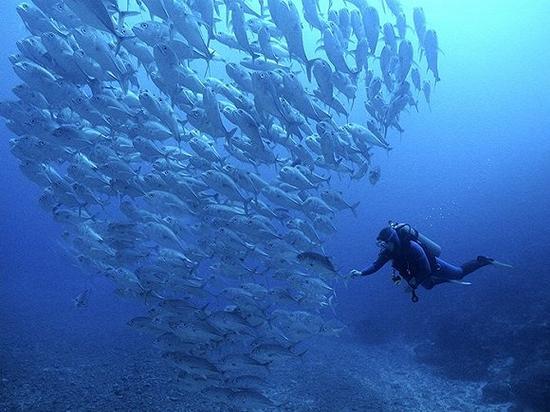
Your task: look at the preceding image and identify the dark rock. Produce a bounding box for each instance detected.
[353,317,402,344]
[511,363,550,411]
[481,381,513,404]
[447,357,490,381]
[413,340,488,381]
[506,403,524,412]
[414,342,437,363]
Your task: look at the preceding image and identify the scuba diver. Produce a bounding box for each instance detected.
[349,222,511,302]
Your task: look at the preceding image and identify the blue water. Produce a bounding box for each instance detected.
[1,0,549,410]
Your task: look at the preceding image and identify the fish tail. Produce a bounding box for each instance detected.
[328,294,337,315]
[350,201,360,217]
[349,68,361,85]
[243,197,254,215]
[204,49,216,76]
[114,27,135,56]
[117,67,137,94]
[227,127,238,139]
[305,58,317,82]
[118,11,140,28]
[295,348,308,362]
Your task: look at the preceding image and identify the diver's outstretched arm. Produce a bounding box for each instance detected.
[360,253,390,276]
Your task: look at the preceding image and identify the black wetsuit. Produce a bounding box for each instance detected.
[361,228,491,289]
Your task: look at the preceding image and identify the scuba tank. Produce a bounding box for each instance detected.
[388,221,442,257]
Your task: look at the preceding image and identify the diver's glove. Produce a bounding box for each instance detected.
[348,269,363,278]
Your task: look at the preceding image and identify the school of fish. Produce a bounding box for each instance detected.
[1,0,439,408]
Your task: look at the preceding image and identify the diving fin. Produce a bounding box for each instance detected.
[432,276,472,286]
[446,279,472,286]
[478,256,513,268]
[490,259,513,269]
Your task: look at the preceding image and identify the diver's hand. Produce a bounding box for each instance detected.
[348,269,362,278]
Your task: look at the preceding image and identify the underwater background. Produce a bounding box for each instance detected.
[1,0,549,411]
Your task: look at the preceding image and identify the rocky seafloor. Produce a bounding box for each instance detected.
[1,327,513,412]
[352,272,550,412]
[2,268,548,411]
